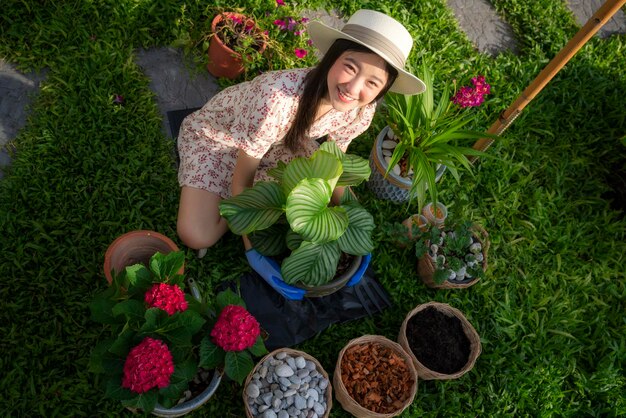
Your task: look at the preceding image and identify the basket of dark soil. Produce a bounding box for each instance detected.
[398,302,481,380]
[243,348,332,418]
[333,335,417,417]
[417,223,489,289]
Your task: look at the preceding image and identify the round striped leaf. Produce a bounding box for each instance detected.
[219,182,285,235]
[282,151,342,196]
[338,204,375,255]
[281,241,340,286]
[286,178,348,243]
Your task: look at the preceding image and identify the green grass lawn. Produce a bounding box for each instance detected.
[1,0,625,416]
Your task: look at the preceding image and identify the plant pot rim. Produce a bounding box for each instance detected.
[398,302,482,380]
[152,368,224,417]
[103,230,181,285]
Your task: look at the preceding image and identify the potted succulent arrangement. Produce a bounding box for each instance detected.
[368,63,499,209]
[414,219,489,289]
[219,141,374,298]
[89,251,267,415]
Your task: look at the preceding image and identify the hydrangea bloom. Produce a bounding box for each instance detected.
[144,283,188,315]
[211,305,260,352]
[451,75,491,108]
[122,337,174,394]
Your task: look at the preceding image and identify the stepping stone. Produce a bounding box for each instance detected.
[302,8,346,60]
[0,59,47,179]
[446,0,519,56]
[134,47,220,138]
[566,0,626,38]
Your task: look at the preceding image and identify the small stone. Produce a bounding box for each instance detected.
[382,149,392,157]
[307,397,315,409]
[296,369,309,378]
[263,410,277,418]
[301,376,311,384]
[470,242,482,254]
[276,364,295,378]
[294,356,306,369]
[250,406,258,415]
[273,389,284,399]
[287,406,299,417]
[259,366,268,379]
[392,164,401,176]
[313,402,325,416]
[262,392,273,405]
[307,412,318,418]
[288,375,302,385]
[306,388,319,402]
[283,389,297,397]
[294,395,306,410]
[272,397,282,409]
[278,411,289,418]
[382,139,397,149]
[384,156,392,166]
[286,357,297,370]
[276,351,288,360]
[305,361,316,371]
[309,370,319,378]
[246,383,260,398]
[270,359,284,367]
[279,377,291,388]
[258,405,270,413]
[475,252,484,262]
[318,379,329,390]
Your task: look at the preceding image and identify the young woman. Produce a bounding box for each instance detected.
[176,9,426,256]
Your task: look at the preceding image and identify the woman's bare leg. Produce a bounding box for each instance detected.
[177,186,229,250]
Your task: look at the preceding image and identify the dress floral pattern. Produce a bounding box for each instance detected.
[177,67,376,198]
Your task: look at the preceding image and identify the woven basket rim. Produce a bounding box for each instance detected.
[334,335,418,417]
[243,347,333,418]
[398,302,481,380]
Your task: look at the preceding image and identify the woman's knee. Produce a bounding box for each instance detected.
[176,217,227,249]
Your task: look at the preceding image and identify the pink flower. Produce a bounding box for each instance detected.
[211,305,260,352]
[276,0,285,5]
[244,23,254,33]
[122,337,174,394]
[294,30,304,36]
[299,17,309,24]
[451,76,491,108]
[229,15,243,25]
[306,39,313,46]
[113,94,124,105]
[144,283,188,315]
[294,48,308,59]
[287,17,297,31]
[273,19,287,30]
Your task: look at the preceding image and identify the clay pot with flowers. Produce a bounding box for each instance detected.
[89,250,267,415]
[368,63,500,209]
[207,11,268,79]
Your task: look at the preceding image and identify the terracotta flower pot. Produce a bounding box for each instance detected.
[103,230,182,284]
[334,335,417,417]
[207,12,267,79]
[398,302,481,380]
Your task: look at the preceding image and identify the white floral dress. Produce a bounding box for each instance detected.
[177,67,376,198]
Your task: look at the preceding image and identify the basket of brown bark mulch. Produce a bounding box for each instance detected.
[333,335,417,417]
[398,302,481,380]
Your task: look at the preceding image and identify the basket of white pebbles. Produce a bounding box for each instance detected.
[243,348,332,418]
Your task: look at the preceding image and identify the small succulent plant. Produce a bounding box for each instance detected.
[414,221,485,284]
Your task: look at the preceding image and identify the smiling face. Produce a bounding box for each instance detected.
[324,51,390,112]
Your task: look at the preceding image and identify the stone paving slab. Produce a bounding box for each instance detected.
[0,59,47,178]
[447,0,519,56]
[134,47,220,138]
[567,0,626,38]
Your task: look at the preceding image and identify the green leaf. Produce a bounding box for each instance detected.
[89,339,115,374]
[105,378,135,401]
[149,251,185,282]
[286,178,348,243]
[249,223,289,256]
[285,229,304,251]
[122,389,158,413]
[125,263,151,290]
[337,154,371,186]
[337,205,375,255]
[225,351,254,384]
[109,327,137,357]
[199,336,225,369]
[281,241,341,286]
[248,335,268,357]
[216,288,246,311]
[282,150,343,195]
[89,292,121,325]
[219,182,286,235]
[111,299,145,325]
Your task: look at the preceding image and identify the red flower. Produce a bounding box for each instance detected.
[122,337,174,394]
[276,0,285,6]
[451,75,491,108]
[210,305,260,352]
[144,283,188,315]
[273,19,287,30]
[294,48,308,59]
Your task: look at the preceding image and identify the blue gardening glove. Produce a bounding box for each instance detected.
[245,249,306,301]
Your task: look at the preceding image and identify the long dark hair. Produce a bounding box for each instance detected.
[283,39,399,151]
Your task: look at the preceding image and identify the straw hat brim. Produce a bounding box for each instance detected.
[307,21,426,95]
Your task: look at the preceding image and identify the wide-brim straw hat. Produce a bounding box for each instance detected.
[307,9,426,95]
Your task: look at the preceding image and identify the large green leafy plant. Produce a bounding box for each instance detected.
[381,63,498,212]
[89,252,266,413]
[219,141,374,286]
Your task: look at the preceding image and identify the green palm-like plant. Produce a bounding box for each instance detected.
[219,141,374,287]
[382,63,499,212]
